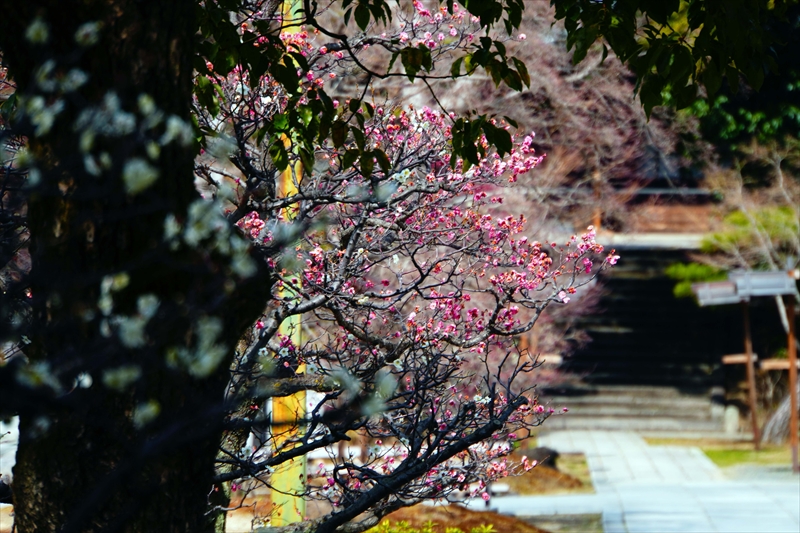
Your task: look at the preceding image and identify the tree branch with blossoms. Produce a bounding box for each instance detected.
[194,8,618,526]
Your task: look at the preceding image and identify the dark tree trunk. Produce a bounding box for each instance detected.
[0,2,271,532]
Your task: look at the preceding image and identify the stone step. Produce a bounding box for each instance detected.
[543,405,718,420]
[536,384,723,432]
[559,369,716,387]
[542,415,724,432]
[541,394,718,413]
[540,385,712,398]
[544,401,722,420]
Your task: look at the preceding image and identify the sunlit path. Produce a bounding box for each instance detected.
[466,430,800,533]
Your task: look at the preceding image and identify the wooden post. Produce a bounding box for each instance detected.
[786,294,798,473]
[742,302,761,449]
[592,170,602,231]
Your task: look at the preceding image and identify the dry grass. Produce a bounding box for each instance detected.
[502,464,582,495]
[503,455,592,496]
[380,504,550,533]
[643,437,793,468]
[522,514,603,533]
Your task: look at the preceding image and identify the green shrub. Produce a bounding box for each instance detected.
[665,262,726,298]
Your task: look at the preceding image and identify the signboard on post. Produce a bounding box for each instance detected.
[729,270,797,297]
[692,280,744,307]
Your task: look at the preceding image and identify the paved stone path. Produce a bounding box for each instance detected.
[467,430,800,533]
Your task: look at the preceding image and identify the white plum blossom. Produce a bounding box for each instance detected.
[102,365,142,391]
[122,158,159,195]
[74,21,101,46]
[160,115,194,147]
[167,316,228,378]
[25,18,49,44]
[132,400,161,428]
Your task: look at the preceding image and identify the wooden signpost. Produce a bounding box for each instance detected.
[692,270,799,472]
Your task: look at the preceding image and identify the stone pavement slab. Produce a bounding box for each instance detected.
[466,430,800,533]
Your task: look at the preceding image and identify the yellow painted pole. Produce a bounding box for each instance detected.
[270,1,307,525]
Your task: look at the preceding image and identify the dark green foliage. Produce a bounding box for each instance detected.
[450,115,512,172]
[690,6,800,146]
[551,0,800,116]
[193,1,533,176]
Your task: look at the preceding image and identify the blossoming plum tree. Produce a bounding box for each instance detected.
[0,2,617,533]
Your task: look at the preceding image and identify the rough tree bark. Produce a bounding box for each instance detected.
[0,2,270,532]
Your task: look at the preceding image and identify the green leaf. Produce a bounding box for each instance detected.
[269,141,289,170]
[387,51,400,75]
[687,0,705,29]
[374,148,391,176]
[672,83,697,110]
[299,148,314,174]
[639,74,663,118]
[341,148,359,171]
[463,139,479,166]
[332,120,347,148]
[272,62,299,94]
[493,128,512,156]
[360,150,375,177]
[288,52,309,72]
[451,57,464,78]
[318,115,331,144]
[419,45,432,70]
[195,76,221,117]
[400,45,432,81]
[0,93,17,118]
[298,105,313,127]
[668,46,694,87]
[272,113,289,132]
[351,127,365,150]
[503,70,522,91]
[354,3,370,30]
[645,0,679,25]
[725,66,740,95]
[450,119,464,169]
[481,122,512,156]
[702,61,722,96]
[317,89,334,114]
[481,122,495,145]
[511,57,530,88]
[255,125,269,146]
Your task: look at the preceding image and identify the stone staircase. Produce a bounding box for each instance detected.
[533,245,788,436]
[539,384,726,434]
[561,248,741,387]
